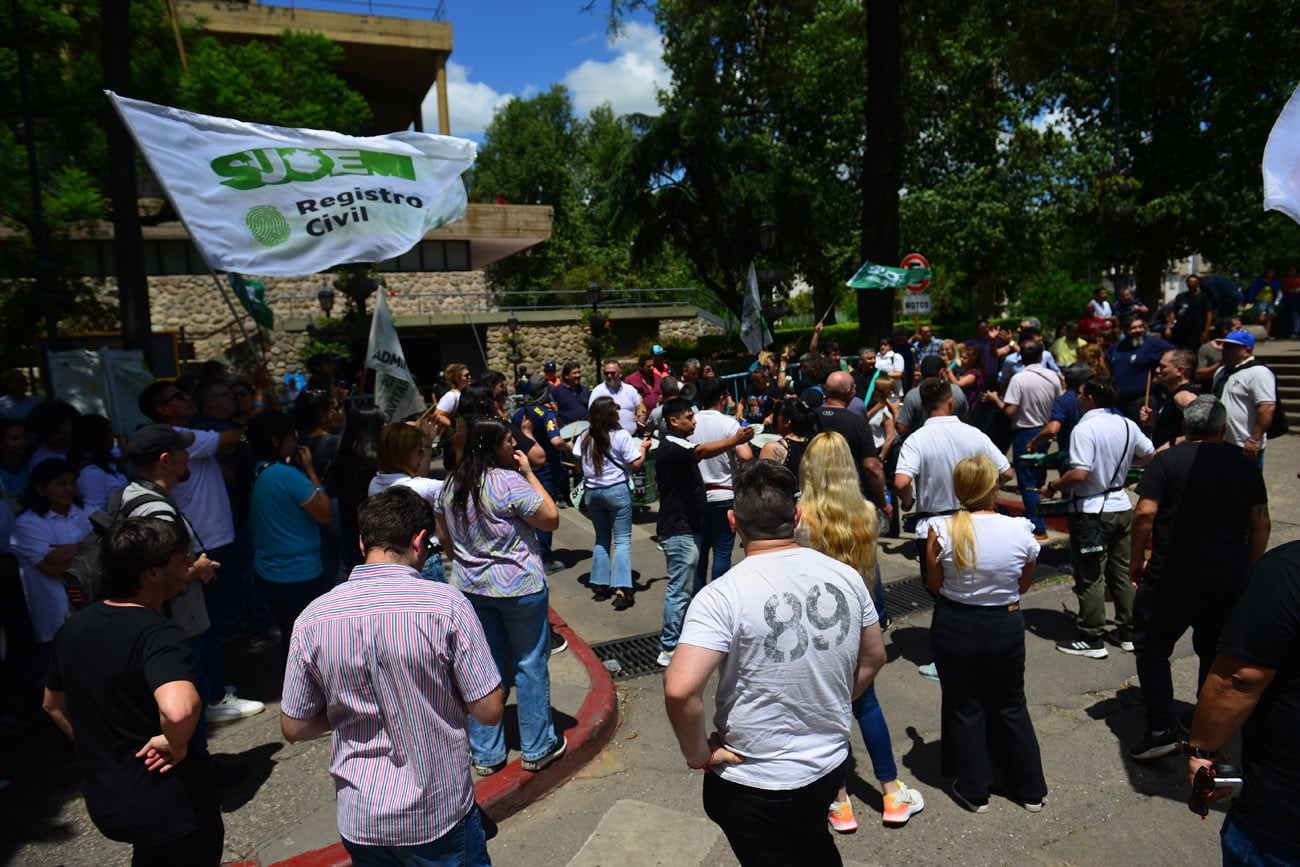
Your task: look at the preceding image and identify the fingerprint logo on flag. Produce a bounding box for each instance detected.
[245,205,291,248]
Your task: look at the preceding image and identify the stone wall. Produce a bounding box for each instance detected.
[484,322,588,374]
[657,314,728,344]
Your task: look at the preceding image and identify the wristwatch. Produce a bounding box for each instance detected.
[1181,741,1216,759]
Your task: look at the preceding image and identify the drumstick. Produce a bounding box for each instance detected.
[1143,371,1152,409]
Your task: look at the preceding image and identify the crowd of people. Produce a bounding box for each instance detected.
[2,273,1296,865]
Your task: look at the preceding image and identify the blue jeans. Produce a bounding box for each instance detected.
[421,553,447,583]
[1013,426,1047,535]
[660,534,701,652]
[466,588,557,766]
[1221,812,1298,866]
[847,683,898,785]
[694,500,735,595]
[586,484,633,590]
[201,542,240,635]
[342,806,489,867]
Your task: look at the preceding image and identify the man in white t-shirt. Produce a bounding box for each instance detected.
[875,338,906,397]
[138,381,258,724]
[664,460,885,865]
[985,340,1061,540]
[895,378,1012,579]
[1043,375,1154,659]
[690,378,754,593]
[589,361,645,433]
[1211,330,1277,467]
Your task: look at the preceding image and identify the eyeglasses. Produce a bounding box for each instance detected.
[604,370,620,377]
[231,389,251,398]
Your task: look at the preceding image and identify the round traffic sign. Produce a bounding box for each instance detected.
[900,252,930,292]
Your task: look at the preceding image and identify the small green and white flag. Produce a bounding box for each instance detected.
[366,292,427,422]
[106,92,475,277]
[846,260,932,290]
[228,273,274,329]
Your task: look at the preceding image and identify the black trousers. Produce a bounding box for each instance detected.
[702,760,846,867]
[931,597,1047,805]
[255,574,327,671]
[129,752,224,867]
[1132,580,1231,732]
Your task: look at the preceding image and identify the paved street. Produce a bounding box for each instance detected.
[5,340,1300,866]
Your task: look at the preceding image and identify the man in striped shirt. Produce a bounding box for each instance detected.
[281,487,503,865]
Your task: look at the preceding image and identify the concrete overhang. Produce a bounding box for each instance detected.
[174,0,451,134]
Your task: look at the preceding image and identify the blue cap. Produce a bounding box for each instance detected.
[652,344,666,355]
[1219,329,1255,350]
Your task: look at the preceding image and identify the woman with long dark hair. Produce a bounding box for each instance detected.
[246,411,332,669]
[925,454,1046,813]
[294,388,344,583]
[436,416,564,775]
[68,414,127,511]
[798,434,923,831]
[575,396,648,609]
[12,459,89,654]
[758,398,814,479]
[334,406,384,575]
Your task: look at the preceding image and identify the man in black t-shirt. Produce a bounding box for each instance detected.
[1186,540,1300,863]
[654,398,754,668]
[741,368,783,425]
[44,517,223,865]
[1127,396,1269,761]
[815,371,888,517]
[1169,275,1215,350]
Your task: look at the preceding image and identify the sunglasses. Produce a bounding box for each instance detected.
[231,389,251,398]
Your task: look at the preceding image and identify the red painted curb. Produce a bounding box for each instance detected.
[995,495,1069,533]
[227,607,619,867]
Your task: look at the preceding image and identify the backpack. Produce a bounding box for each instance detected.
[62,486,172,611]
[1213,360,1289,439]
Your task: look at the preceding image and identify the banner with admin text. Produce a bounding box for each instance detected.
[107,92,476,276]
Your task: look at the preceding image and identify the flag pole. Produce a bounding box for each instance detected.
[209,269,264,365]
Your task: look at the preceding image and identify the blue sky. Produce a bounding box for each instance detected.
[261,1,670,139]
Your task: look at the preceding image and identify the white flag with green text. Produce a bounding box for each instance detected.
[366,293,427,422]
[106,92,475,276]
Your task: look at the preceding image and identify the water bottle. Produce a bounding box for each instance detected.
[879,491,892,537]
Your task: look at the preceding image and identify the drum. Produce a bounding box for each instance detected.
[751,432,782,448]
[559,420,590,440]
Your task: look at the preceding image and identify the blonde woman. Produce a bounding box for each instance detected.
[924,454,1046,813]
[939,339,959,372]
[798,432,924,830]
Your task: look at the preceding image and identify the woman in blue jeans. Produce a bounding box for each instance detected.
[575,397,649,610]
[797,432,925,830]
[435,417,565,775]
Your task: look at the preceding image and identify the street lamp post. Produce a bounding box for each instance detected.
[506,312,522,387]
[587,279,602,372]
[317,278,335,317]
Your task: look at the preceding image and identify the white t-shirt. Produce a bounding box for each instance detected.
[11,505,91,642]
[932,513,1039,606]
[76,464,128,512]
[1003,365,1061,429]
[679,546,876,790]
[575,428,641,487]
[1212,361,1277,449]
[1088,298,1112,319]
[691,409,743,503]
[895,416,1010,539]
[436,389,460,416]
[589,382,641,433]
[1067,409,1154,513]
[368,471,444,505]
[169,427,235,549]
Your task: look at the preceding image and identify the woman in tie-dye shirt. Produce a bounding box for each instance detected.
[435,417,567,775]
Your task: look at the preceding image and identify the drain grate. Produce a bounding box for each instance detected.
[590,632,665,682]
[591,564,1071,682]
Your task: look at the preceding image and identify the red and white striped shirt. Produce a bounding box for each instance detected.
[282,564,501,846]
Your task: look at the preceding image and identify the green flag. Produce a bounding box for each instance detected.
[229,273,274,329]
[846,260,932,290]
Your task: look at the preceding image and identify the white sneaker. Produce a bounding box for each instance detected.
[656,649,674,668]
[205,691,265,723]
[882,780,925,825]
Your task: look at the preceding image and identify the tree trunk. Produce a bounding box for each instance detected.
[858,0,902,348]
[102,0,153,367]
[1135,253,1165,312]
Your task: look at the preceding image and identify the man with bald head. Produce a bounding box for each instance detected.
[815,371,889,519]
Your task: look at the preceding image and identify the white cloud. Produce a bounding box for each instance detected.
[563,21,670,117]
[420,60,515,139]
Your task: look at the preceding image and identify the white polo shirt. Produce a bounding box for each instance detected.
[1067,408,1154,513]
[1212,360,1277,449]
[589,381,641,433]
[895,415,1010,538]
[169,427,235,549]
[1003,364,1061,429]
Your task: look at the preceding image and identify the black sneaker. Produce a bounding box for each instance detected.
[521,735,567,772]
[1128,729,1180,761]
[1055,638,1108,659]
[549,629,568,656]
[612,590,634,610]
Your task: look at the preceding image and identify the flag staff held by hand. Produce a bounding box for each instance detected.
[213,270,264,365]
